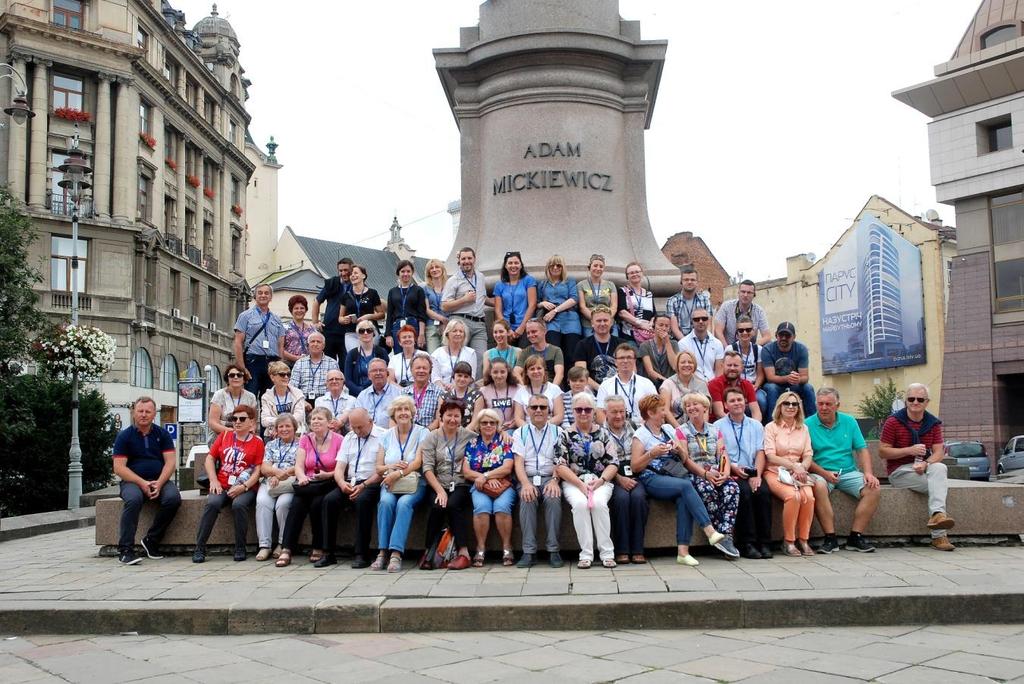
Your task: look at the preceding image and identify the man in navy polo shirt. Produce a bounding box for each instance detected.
[112,397,181,565]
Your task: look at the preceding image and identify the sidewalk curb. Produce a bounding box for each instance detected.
[3,588,1023,635]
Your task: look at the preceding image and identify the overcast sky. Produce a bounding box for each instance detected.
[174,0,973,281]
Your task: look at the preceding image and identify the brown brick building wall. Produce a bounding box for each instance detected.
[660,231,731,306]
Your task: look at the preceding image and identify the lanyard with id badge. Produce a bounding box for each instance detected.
[444,432,459,492]
[349,436,368,486]
[527,424,550,486]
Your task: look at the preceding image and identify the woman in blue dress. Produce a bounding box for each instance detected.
[537,254,582,372]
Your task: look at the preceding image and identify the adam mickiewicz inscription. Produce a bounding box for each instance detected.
[493,142,613,195]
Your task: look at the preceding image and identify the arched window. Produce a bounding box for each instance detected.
[208,364,222,392]
[160,354,179,391]
[186,360,202,379]
[131,348,153,388]
[982,25,1017,49]
[230,73,240,99]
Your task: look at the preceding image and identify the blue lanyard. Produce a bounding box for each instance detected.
[292,323,308,353]
[396,427,415,461]
[527,424,550,474]
[351,289,365,318]
[506,280,520,325]
[357,349,373,381]
[309,359,323,386]
[227,390,241,411]
[730,418,745,464]
[463,271,477,292]
[445,431,459,476]
[693,336,710,366]
[677,295,697,329]
[276,439,296,467]
[310,434,329,470]
[275,390,290,414]
[426,286,441,310]
[398,286,410,317]
[615,376,637,416]
[400,354,411,384]
[330,394,344,417]
[352,436,368,479]
[370,387,388,422]
[595,339,610,359]
[588,279,605,305]
[447,346,461,378]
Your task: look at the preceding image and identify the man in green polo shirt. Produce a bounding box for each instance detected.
[806,387,880,553]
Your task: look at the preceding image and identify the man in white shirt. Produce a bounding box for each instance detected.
[678,308,725,382]
[356,358,400,429]
[291,332,341,402]
[596,344,657,427]
[314,369,356,433]
[512,395,565,568]
[440,247,490,377]
[321,409,384,569]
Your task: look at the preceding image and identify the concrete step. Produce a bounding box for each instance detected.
[0,507,96,542]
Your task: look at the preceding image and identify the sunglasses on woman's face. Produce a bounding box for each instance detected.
[227,372,244,379]
[737,328,753,334]
[229,415,249,423]
[479,420,499,426]
[780,401,800,408]
[358,329,374,335]
[574,407,594,414]
[276,372,291,378]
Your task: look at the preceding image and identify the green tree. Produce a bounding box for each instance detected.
[857,378,902,438]
[0,374,116,516]
[0,185,43,374]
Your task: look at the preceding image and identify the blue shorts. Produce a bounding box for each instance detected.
[471,486,516,516]
[811,470,865,499]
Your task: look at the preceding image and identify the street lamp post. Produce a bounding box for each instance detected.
[0,63,35,126]
[58,129,92,510]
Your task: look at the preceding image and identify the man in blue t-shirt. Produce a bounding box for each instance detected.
[112,397,181,565]
[760,322,815,420]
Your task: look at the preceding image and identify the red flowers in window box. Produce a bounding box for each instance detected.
[54,107,92,122]
[165,158,178,171]
[203,187,215,199]
[139,131,157,149]
[186,175,201,188]
[231,204,243,216]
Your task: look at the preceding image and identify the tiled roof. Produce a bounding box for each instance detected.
[266,269,323,293]
[292,234,429,296]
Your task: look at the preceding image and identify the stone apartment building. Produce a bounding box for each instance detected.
[895,0,1024,454]
[0,0,276,423]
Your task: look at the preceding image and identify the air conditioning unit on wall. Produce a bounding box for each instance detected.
[190,315,200,325]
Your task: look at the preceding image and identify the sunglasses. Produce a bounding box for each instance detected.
[275,372,291,378]
[737,328,753,334]
[358,329,374,334]
[226,372,245,379]
[589,254,605,262]
[528,405,549,411]
[691,316,709,322]
[574,407,594,414]
[229,415,250,423]
[504,251,522,259]
[906,397,928,403]
[780,401,800,408]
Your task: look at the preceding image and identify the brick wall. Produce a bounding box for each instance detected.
[660,232,731,306]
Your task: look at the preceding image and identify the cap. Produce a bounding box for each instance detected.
[776,322,796,336]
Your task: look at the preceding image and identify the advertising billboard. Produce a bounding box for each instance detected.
[819,215,926,374]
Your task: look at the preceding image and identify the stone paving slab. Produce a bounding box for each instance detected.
[7,529,1024,635]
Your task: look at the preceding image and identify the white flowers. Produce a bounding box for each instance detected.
[34,325,116,380]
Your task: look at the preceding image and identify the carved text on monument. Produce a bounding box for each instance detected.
[493,142,613,196]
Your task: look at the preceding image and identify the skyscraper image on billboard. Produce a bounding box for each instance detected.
[819,215,926,374]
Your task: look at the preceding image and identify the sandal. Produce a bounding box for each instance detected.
[631,554,647,564]
[275,552,292,568]
[370,553,387,571]
[502,549,514,566]
[615,554,630,564]
[387,554,403,573]
[308,549,324,564]
[577,559,592,569]
[272,545,283,559]
[798,541,816,557]
[602,558,617,568]
[472,550,486,568]
[783,542,802,557]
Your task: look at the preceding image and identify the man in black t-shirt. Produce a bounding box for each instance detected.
[573,306,627,391]
[112,397,181,565]
[312,258,353,362]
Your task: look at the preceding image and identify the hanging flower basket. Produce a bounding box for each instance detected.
[165,158,178,171]
[186,174,201,188]
[231,204,243,216]
[54,107,92,123]
[203,187,215,199]
[139,132,157,150]
[31,324,116,381]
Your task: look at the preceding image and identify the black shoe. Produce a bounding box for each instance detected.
[140,537,163,560]
[348,555,367,569]
[818,537,839,554]
[740,543,762,560]
[758,543,774,559]
[846,535,876,553]
[233,548,247,562]
[118,549,142,566]
[192,548,206,563]
[548,551,564,568]
[516,553,536,569]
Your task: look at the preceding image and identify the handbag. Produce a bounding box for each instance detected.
[427,528,458,569]
[778,467,795,486]
[292,478,336,497]
[652,457,688,479]
[268,477,295,496]
[389,472,420,495]
[483,476,512,499]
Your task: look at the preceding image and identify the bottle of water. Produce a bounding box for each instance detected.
[237,469,252,485]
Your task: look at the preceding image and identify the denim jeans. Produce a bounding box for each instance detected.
[763,382,816,419]
[378,479,427,554]
[638,472,710,545]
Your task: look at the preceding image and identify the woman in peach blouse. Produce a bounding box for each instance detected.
[763,390,815,557]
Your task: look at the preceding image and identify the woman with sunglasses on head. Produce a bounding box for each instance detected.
[338,263,384,351]
[194,404,264,563]
[725,314,767,418]
[763,390,815,557]
[385,260,427,352]
[344,322,389,397]
[208,364,257,440]
[477,357,519,433]
[617,262,657,347]
[422,259,450,354]
[463,409,517,567]
[577,253,618,338]
[260,361,307,439]
[493,251,537,348]
[537,254,582,368]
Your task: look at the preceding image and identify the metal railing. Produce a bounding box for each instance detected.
[203,254,219,273]
[50,195,94,218]
[185,245,202,266]
[164,233,183,256]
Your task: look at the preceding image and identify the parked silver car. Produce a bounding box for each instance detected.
[945,441,991,481]
[998,435,1024,475]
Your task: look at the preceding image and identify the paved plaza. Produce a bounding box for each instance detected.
[5,624,1024,682]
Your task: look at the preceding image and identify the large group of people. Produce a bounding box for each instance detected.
[111,250,962,567]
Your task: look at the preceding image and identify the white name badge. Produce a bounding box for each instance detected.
[532,475,542,486]
[397,318,408,328]
[622,464,633,477]
[433,320,441,326]
[227,475,237,486]
[350,476,356,486]
[262,340,270,349]
[448,481,456,492]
